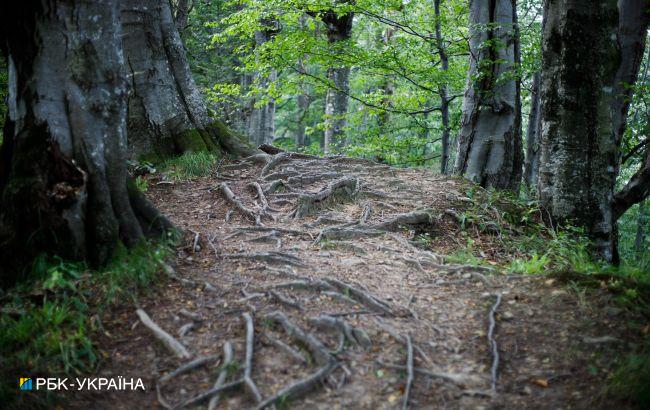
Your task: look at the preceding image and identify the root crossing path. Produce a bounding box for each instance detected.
[82,152,635,409]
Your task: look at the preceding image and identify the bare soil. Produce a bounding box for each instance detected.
[70,153,644,409]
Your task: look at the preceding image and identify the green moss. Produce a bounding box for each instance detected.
[173,127,210,153]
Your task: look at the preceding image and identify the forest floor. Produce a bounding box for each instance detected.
[73,152,645,409]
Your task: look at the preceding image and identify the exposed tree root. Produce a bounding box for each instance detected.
[315,226,385,243]
[159,355,218,383]
[403,335,414,410]
[218,182,262,225]
[487,293,502,393]
[174,379,244,409]
[269,290,303,310]
[265,311,333,366]
[223,251,305,267]
[242,313,263,404]
[376,209,434,231]
[136,309,191,360]
[255,362,340,410]
[292,177,360,219]
[324,278,393,315]
[263,333,307,364]
[308,315,372,348]
[374,361,481,387]
[207,341,234,410]
[359,202,373,224]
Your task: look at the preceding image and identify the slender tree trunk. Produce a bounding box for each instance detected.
[453,0,523,190]
[635,200,646,260]
[612,0,650,150]
[0,0,174,286]
[538,0,620,261]
[296,57,312,148]
[524,71,541,189]
[174,0,190,33]
[248,27,278,146]
[321,10,354,154]
[121,0,255,161]
[434,0,451,174]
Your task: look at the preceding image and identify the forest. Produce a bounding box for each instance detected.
[0,0,649,408]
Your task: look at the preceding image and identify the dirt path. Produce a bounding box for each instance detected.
[77,152,639,409]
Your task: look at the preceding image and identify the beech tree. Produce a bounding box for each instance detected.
[453,0,523,190]
[121,0,255,161]
[0,0,174,285]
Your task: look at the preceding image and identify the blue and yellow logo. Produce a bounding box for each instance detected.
[20,378,32,391]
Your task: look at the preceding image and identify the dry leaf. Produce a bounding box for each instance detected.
[532,378,549,388]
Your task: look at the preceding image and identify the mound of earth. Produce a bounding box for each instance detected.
[71,152,643,409]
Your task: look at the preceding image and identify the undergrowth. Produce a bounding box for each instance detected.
[441,185,650,406]
[0,240,172,408]
[162,151,220,180]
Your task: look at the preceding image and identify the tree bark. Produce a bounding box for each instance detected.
[0,0,174,286]
[174,0,190,33]
[321,10,354,154]
[121,0,256,161]
[635,200,646,260]
[453,0,523,190]
[523,71,541,189]
[434,0,451,174]
[537,0,620,261]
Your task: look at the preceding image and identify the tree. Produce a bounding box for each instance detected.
[537,0,620,260]
[434,0,452,174]
[0,0,174,286]
[453,0,523,190]
[121,0,255,161]
[319,8,354,153]
[523,71,541,190]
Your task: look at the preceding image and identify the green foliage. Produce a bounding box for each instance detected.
[0,241,172,407]
[162,151,220,180]
[134,175,148,193]
[608,337,650,407]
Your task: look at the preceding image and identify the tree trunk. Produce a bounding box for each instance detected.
[537,0,620,261]
[174,0,190,33]
[453,0,523,190]
[523,71,541,189]
[321,10,354,154]
[0,0,174,287]
[635,200,646,260]
[434,0,451,174]
[612,0,650,150]
[121,0,255,161]
[248,27,278,147]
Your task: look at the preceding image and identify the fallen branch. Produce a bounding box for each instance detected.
[208,341,234,410]
[136,309,191,360]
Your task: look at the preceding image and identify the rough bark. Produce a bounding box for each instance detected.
[434,0,451,174]
[523,71,541,189]
[121,0,256,161]
[537,0,620,261]
[321,9,354,153]
[0,0,174,286]
[453,0,523,190]
[174,0,190,33]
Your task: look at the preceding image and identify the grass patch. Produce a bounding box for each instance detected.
[0,240,172,408]
[162,151,219,180]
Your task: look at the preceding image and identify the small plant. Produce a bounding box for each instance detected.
[507,253,549,275]
[163,151,219,180]
[135,175,149,192]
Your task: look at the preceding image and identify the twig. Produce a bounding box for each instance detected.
[136,309,191,360]
[207,341,234,410]
[403,335,414,410]
[488,293,502,393]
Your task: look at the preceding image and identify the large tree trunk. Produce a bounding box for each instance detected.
[321,10,354,154]
[434,0,451,174]
[523,71,541,189]
[0,0,174,287]
[537,0,620,261]
[121,0,255,161]
[453,0,523,190]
